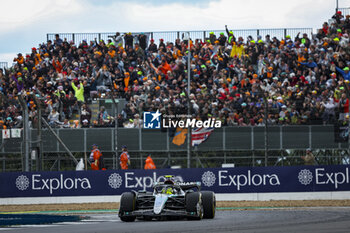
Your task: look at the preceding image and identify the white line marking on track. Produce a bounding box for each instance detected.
[0,218,121,230]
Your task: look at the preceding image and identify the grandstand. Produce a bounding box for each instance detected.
[0,9,350,172]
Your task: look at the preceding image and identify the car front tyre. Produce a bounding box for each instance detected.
[186,192,203,220]
[119,192,136,222]
[201,191,216,219]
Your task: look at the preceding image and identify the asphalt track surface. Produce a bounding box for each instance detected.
[1,207,350,233]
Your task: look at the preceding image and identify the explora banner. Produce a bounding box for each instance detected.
[1,165,350,198]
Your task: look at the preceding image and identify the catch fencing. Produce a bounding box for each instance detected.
[0,125,348,154]
[338,7,350,16]
[47,28,313,46]
[0,62,8,70]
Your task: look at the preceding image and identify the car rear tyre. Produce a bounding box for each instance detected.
[201,191,216,219]
[186,192,203,220]
[119,192,136,222]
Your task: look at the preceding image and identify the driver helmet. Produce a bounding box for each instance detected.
[162,186,174,195]
[164,175,175,185]
[164,179,174,185]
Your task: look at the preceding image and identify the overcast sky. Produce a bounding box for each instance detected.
[0,0,349,65]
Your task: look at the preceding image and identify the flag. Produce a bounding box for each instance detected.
[334,124,349,142]
[172,128,188,146]
[191,127,214,146]
[11,129,21,138]
[2,129,10,139]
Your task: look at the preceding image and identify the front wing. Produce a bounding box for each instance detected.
[119,209,198,218]
[119,195,199,218]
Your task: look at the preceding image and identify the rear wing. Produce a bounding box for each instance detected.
[153,181,201,191]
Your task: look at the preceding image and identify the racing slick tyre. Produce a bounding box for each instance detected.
[186,192,203,220]
[119,192,136,222]
[201,191,216,219]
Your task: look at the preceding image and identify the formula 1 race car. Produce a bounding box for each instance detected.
[118,175,216,221]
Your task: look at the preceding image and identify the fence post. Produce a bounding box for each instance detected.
[98,33,101,42]
[72,33,75,45]
[223,127,226,151]
[151,32,154,40]
[203,31,206,41]
[47,34,49,42]
[140,154,143,169]
[84,128,88,170]
[223,127,226,164]
[139,128,142,151]
[309,125,312,149]
[177,31,180,40]
[257,29,260,39]
[2,155,4,172]
[57,128,60,152]
[280,126,283,150]
[251,127,255,167]
[336,0,338,13]
[58,154,60,171]
[251,126,254,150]
[18,95,30,172]
[284,29,287,39]
[166,130,169,152]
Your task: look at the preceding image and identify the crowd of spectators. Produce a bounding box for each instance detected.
[0,11,350,129]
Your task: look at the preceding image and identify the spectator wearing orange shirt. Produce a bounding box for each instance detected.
[158,58,171,75]
[13,53,24,65]
[0,120,6,129]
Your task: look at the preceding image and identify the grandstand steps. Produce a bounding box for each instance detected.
[67,101,99,125]
[89,100,100,122]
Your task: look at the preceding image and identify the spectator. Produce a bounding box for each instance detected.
[54,34,63,47]
[61,118,71,128]
[95,64,112,93]
[138,33,147,50]
[108,32,124,46]
[48,108,61,127]
[148,39,157,53]
[97,106,112,126]
[0,120,6,129]
[116,113,125,127]
[322,97,336,124]
[124,32,134,49]
[301,148,316,165]
[336,66,350,80]
[71,79,85,104]
[1,11,350,129]
[338,93,349,121]
[80,103,92,126]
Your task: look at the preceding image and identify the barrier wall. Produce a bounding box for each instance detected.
[1,125,348,153]
[1,165,350,199]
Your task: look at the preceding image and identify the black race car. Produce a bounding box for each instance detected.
[118,175,216,221]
